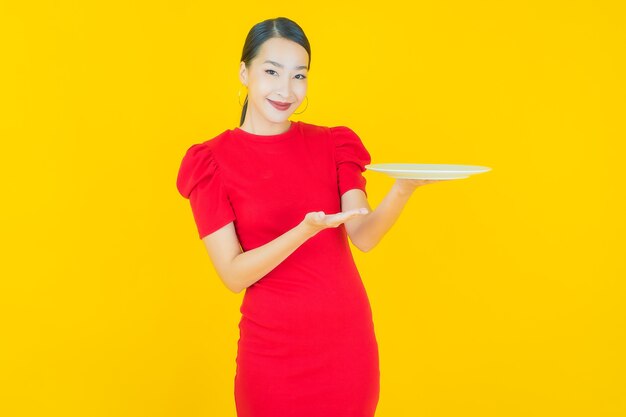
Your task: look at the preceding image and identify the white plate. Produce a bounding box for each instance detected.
[364,163,492,180]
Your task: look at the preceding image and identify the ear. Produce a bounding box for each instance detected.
[239,62,248,86]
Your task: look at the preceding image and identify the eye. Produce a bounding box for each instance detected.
[265,69,307,80]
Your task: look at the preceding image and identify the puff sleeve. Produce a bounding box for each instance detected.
[330,126,372,198]
[176,143,236,239]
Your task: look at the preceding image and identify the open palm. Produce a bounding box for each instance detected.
[302,208,369,232]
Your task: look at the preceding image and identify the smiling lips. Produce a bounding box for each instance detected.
[268,99,293,111]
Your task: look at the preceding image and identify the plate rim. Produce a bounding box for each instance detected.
[365,166,491,174]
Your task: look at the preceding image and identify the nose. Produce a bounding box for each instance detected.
[276,77,293,101]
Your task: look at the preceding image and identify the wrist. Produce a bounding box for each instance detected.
[391,181,416,198]
[297,220,321,239]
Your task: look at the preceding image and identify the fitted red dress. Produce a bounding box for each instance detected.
[176,120,379,417]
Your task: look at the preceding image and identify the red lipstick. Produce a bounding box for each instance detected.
[268,99,292,111]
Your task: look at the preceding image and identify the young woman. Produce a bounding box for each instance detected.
[177,16,441,417]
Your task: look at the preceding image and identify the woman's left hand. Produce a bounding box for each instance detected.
[393,178,447,195]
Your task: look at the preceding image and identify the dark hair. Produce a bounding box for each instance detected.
[239,17,311,126]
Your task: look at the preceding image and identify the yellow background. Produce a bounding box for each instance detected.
[1,1,624,416]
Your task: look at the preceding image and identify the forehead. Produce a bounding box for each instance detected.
[256,37,309,69]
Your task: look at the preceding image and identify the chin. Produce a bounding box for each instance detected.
[264,110,292,122]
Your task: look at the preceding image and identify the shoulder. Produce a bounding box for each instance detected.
[292,120,328,140]
[178,129,233,167]
[176,130,230,198]
[296,121,363,147]
[298,121,369,167]
[184,129,231,154]
[297,120,357,135]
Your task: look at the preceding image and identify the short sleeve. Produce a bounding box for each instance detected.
[176,143,236,239]
[330,126,372,198]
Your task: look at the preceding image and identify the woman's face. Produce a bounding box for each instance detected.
[239,37,309,124]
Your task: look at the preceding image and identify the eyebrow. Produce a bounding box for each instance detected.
[263,60,309,71]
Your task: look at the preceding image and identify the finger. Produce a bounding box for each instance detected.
[337,211,365,220]
[333,211,366,223]
[347,208,369,215]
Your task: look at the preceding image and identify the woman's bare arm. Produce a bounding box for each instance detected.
[341,179,445,252]
[201,208,369,293]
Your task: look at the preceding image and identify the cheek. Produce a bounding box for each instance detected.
[295,85,307,99]
[252,81,273,98]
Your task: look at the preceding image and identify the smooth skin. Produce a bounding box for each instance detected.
[204,37,444,293]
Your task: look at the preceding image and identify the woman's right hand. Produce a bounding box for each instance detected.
[300,208,369,234]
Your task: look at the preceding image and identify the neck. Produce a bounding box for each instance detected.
[240,114,291,135]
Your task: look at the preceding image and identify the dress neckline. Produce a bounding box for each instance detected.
[232,121,298,143]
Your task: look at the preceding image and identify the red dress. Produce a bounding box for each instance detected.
[176,120,379,417]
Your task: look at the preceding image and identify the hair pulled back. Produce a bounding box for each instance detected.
[239,17,311,126]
